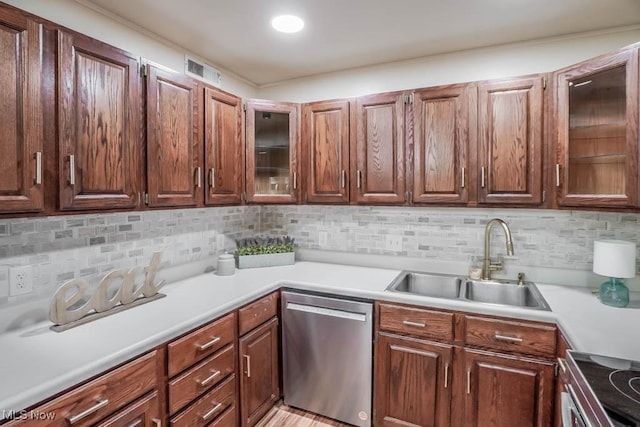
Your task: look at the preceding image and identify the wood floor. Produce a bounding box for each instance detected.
[256,403,354,427]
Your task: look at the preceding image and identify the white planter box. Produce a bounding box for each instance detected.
[236,252,295,269]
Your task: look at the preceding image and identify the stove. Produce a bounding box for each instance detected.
[567,351,640,427]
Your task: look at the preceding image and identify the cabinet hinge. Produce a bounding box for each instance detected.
[543,77,547,90]
[143,192,149,205]
[140,65,147,78]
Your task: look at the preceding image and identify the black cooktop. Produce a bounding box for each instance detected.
[573,352,640,427]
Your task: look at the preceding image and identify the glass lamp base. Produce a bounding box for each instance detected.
[599,277,629,308]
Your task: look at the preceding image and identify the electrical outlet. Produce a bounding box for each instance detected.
[319,231,328,246]
[385,235,403,251]
[216,234,225,251]
[9,266,33,296]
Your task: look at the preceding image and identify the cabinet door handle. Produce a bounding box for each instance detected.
[201,402,223,421]
[480,166,485,188]
[461,167,465,189]
[35,152,42,185]
[151,419,162,427]
[444,362,449,389]
[69,154,75,186]
[466,369,471,394]
[197,370,221,387]
[67,398,109,424]
[197,336,220,351]
[243,354,251,378]
[356,170,362,188]
[209,168,215,189]
[494,333,523,343]
[195,167,201,188]
[557,357,568,375]
[293,172,298,190]
[402,320,426,328]
[555,164,561,187]
[341,170,346,188]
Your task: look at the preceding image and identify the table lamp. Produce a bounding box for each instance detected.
[593,239,636,308]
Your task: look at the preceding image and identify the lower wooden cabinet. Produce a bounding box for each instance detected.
[458,348,555,427]
[374,332,452,427]
[95,391,161,427]
[239,316,280,427]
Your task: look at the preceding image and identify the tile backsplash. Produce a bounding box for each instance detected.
[0,206,260,307]
[2,204,640,311]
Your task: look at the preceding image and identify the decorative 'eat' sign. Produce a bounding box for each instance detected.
[49,252,166,331]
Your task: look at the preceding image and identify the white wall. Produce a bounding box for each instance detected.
[257,26,640,102]
[3,0,258,98]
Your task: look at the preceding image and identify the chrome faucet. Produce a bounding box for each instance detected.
[482,218,514,280]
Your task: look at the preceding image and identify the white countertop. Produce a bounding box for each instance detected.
[0,261,639,418]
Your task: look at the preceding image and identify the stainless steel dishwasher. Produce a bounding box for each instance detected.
[282,290,373,427]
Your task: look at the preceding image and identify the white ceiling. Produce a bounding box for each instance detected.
[82,0,640,86]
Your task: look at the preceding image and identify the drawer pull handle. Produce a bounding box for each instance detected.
[197,336,221,351]
[444,362,449,389]
[201,402,223,421]
[127,420,143,427]
[198,370,221,387]
[152,419,162,427]
[402,320,426,328]
[244,354,251,378]
[466,369,471,394]
[67,398,109,424]
[494,333,523,343]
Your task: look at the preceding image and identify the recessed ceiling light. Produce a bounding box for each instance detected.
[271,15,304,33]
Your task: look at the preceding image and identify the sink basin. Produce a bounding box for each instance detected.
[386,271,462,300]
[463,279,550,310]
[386,271,550,311]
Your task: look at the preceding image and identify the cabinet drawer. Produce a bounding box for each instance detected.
[238,291,278,336]
[95,391,160,427]
[6,351,157,427]
[378,302,454,342]
[464,315,556,358]
[170,375,235,427]
[169,344,235,415]
[168,312,236,377]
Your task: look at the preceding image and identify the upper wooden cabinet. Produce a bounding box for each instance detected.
[204,87,243,205]
[353,92,406,204]
[0,10,43,213]
[302,100,350,204]
[146,64,200,208]
[245,100,300,204]
[555,49,639,207]
[412,84,473,204]
[58,30,142,211]
[477,76,544,205]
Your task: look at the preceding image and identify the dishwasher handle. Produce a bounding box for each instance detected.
[285,302,368,322]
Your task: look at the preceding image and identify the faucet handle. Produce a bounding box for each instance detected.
[517,272,525,286]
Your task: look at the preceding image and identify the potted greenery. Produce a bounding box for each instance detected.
[234,235,296,269]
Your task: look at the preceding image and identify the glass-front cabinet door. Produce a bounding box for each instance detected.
[245,100,299,203]
[555,49,639,207]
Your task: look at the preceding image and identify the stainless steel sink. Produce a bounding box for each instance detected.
[386,271,462,300]
[386,271,550,311]
[462,279,549,310]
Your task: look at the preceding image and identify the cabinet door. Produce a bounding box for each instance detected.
[461,348,555,427]
[555,49,639,207]
[239,317,279,427]
[0,10,43,213]
[478,76,544,205]
[246,100,299,204]
[146,64,200,207]
[302,100,350,203]
[204,87,243,205]
[95,391,161,427]
[374,332,452,427]
[412,85,471,204]
[353,93,405,204]
[58,30,141,210]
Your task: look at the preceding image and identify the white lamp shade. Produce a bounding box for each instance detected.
[593,240,637,278]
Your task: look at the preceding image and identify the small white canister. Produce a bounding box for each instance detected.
[216,253,235,276]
